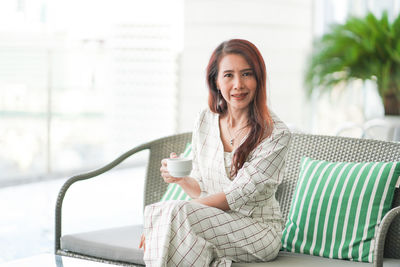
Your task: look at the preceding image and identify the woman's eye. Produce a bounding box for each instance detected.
[224,73,233,78]
[243,72,253,77]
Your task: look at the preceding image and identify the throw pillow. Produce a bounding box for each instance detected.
[160,143,192,201]
[281,157,400,262]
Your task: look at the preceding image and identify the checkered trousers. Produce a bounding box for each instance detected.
[143,200,281,266]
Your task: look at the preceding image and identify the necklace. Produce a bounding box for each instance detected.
[226,123,248,146]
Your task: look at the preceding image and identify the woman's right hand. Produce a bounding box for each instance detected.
[160,152,184,184]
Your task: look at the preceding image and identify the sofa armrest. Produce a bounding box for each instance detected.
[374,206,400,267]
[54,142,151,254]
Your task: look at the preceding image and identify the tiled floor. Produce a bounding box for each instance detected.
[0,254,115,267]
[0,166,145,263]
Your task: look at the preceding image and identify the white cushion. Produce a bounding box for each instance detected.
[60,225,400,267]
[61,225,144,265]
[232,251,400,267]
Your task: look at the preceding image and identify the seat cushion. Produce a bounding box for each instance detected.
[231,251,400,267]
[61,224,144,265]
[60,225,400,267]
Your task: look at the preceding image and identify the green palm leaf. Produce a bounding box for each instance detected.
[305,11,400,115]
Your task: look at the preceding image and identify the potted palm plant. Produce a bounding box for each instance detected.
[305,11,400,116]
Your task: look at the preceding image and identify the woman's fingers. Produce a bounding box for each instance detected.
[161,169,182,184]
[160,152,179,182]
[161,158,167,169]
[162,174,178,183]
[160,158,169,174]
[160,152,185,183]
[161,167,174,183]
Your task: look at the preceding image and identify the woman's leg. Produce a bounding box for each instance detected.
[143,200,281,267]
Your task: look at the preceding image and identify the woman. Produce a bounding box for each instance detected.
[140,39,292,266]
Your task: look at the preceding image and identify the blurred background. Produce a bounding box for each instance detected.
[0,0,399,263]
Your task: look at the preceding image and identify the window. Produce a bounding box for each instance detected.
[0,0,183,186]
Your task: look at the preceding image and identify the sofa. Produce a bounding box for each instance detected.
[55,132,400,266]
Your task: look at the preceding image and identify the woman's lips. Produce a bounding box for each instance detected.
[231,93,248,100]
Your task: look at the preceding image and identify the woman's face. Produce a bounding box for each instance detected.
[216,53,257,113]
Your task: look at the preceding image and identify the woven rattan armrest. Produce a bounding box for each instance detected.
[54,142,151,254]
[374,206,400,267]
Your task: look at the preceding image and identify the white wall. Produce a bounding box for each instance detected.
[177,0,313,132]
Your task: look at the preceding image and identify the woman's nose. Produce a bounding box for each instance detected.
[234,76,244,89]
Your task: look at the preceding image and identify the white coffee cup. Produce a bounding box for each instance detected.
[167,158,192,178]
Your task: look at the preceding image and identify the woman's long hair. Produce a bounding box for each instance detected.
[206,39,274,177]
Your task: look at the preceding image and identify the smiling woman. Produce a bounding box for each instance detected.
[217,54,257,113]
[207,39,275,177]
[141,39,292,266]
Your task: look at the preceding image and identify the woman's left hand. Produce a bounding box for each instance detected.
[190,192,230,211]
[139,233,146,252]
[191,198,203,205]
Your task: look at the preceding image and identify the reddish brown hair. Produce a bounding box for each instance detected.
[206,39,274,177]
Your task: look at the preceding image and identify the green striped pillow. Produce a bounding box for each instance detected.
[160,143,192,201]
[281,157,400,262]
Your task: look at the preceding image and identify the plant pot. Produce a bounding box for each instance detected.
[383,92,400,116]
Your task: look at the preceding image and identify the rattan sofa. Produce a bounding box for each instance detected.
[55,132,400,267]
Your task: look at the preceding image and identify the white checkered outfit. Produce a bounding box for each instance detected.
[143,109,291,266]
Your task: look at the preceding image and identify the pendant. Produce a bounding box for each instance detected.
[230,139,234,145]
